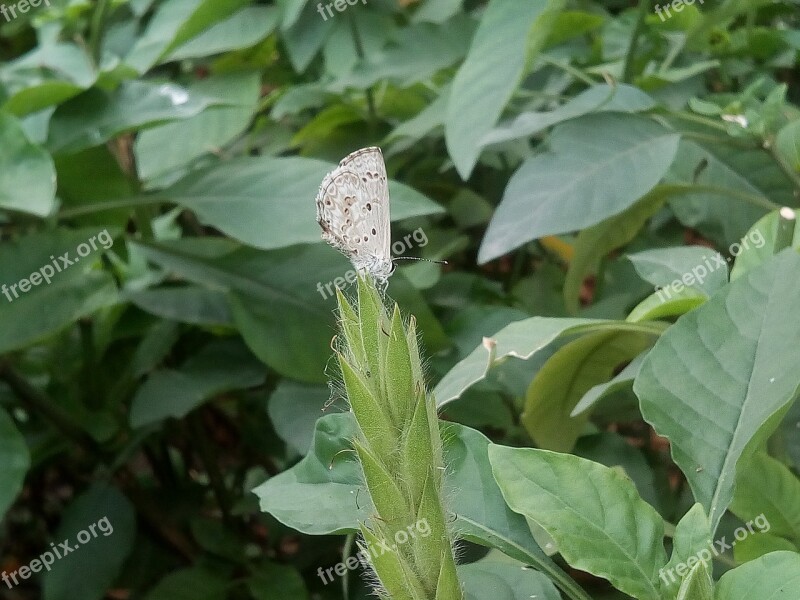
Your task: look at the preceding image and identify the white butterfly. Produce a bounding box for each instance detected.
[315,147,395,284]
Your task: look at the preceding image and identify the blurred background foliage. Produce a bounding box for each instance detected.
[0,0,799,598]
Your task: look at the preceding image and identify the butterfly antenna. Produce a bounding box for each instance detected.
[392,257,448,266]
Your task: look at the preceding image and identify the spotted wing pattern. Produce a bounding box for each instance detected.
[315,147,393,282]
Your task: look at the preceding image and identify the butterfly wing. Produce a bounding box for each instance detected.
[316,147,392,278]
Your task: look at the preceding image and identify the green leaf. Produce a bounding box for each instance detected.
[0,111,56,216]
[134,72,261,180]
[247,561,308,600]
[127,286,232,326]
[0,406,30,520]
[125,0,249,73]
[132,239,345,383]
[163,6,279,62]
[634,249,800,533]
[776,119,800,172]
[459,561,562,600]
[43,484,136,600]
[627,287,708,323]
[256,414,579,598]
[572,352,646,417]
[254,413,372,535]
[143,567,228,600]
[733,532,798,562]
[479,114,680,263]
[130,339,265,427]
[675,560,714,600]
[731,452,800,543]
[730,209,800,281]
[159,156,443,251]
[445,0,565,178]
[522,329,655,452]
[0,43,96,116]
[434,315,662,409]
[715,551,800,599]
[564,189,668,314]
[660,504,713,594]
[489,446,667,600]
[47,81,229,155]
[0,229,119,354]
[627,246,729,297]
[482,83,655,146]
[268,381,332,455]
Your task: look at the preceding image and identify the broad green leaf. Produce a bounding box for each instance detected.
[675,560,714,600]
[627,287,708,323]
[445,0,565,178]
[572,352,646,416]
[660,504,713,595]
[144,567,228,600]
[731,452,800,542]
[134,72,261,180]
[0,111,56,216]
[47,81,228,155]
[434,315,664,408]
[256,414,580,595]
[268,382,334,455]
[574,431,661,511]
[0,43,96,116]
[715,551,800,599]
[254,413,373,534]
[164,6,279,62]
[160,156,443,251]
[281,0,335,72]
[43,484,136,600]
[330,18,472,91]
[776,119,800,172]
[459,561,561,600]
[125,0,249,73]
[132,239,345,383]
[482,83,655,146]
[564,189,668,314]
[479,114,680,263]
[0,229,119,354]
[127,286,232,326]
[733,532,798,562]
[730,209,800,281]
[130,339,265,427]
[634,249,800,533]
[522,329,654,452]
[0,406,29,520]
[247,562,309,600]
[665,136,789,246]
[489,446,667,600]
[627,247,729,297]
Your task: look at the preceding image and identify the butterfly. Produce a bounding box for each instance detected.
[315,147,395,285]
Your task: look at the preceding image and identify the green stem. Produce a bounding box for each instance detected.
[766,138,800,192]
[539,55,596,86]
[622,0,650,83]
[59,195,165,219]
[660,183,780,211]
